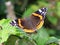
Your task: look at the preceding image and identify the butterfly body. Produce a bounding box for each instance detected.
[10,8,47,33]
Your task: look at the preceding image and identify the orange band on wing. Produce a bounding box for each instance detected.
[24,21,44,33]
[36,21,44,29]
[18,19,35,33]
[18,13,44,33]
[24,29,35,33]
[32,13,43,20]
[32,13,44,29]
[18,19,24,28]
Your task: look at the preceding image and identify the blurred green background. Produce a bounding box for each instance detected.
[0,0,60,45]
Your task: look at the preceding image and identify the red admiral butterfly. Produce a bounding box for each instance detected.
[10,8,47,33]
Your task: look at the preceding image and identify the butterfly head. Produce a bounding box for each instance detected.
[35,8,47,18]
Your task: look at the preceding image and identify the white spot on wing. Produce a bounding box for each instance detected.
[39,9,42,13]
[13,20,16,23]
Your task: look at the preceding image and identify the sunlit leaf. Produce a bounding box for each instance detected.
[0,19,26,43]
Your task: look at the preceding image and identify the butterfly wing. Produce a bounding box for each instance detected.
[10,8,47,33]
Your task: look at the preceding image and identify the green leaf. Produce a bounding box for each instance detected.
[31,27,49,45]
[46,37,58,45]
[47,29,56,35]
[18,38,37,45]
[23,5,39,18]
[37,1,48,7]
[0,19,26,43]
[47,15,58,25]
[57,2,60,17]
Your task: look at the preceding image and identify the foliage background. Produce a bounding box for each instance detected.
[0,0,60,45]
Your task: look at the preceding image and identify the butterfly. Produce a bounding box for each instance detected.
[10,8,47,33]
